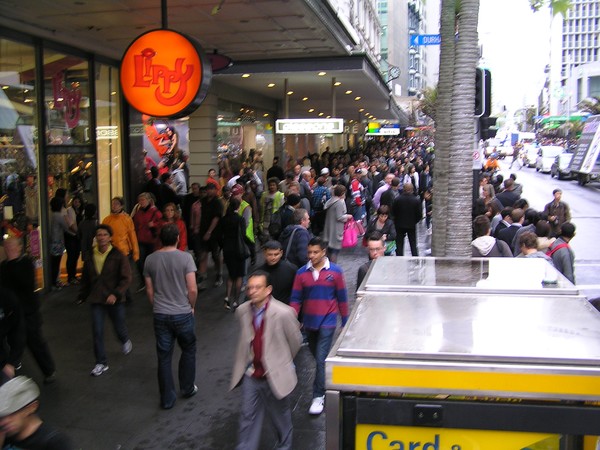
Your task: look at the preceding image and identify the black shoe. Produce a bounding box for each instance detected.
[224,298,231,310]
[183,385,198,398]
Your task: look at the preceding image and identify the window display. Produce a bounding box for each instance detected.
[0,37,43,285]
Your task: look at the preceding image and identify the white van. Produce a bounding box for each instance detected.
[536,146,564,173]
[523,144,539,167]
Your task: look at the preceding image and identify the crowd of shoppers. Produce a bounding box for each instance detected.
[0,133,583,450]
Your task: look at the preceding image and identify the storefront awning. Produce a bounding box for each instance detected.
[214,55,406,125]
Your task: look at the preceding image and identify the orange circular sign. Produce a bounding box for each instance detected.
[120,29,212,118]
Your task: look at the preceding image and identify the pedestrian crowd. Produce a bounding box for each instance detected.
[473,169,576,284]
[0,135,578,450]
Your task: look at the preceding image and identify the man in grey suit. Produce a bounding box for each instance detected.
[230,270,302,450]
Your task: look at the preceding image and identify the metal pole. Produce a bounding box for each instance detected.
[331,77,336,117]
[162,0,168,29]
[284,78,289,119]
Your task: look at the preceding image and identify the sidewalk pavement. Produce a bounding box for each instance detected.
[25,225,430,450]
[22,216,600,450]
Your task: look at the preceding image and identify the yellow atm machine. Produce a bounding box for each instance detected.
[326,258,600,450]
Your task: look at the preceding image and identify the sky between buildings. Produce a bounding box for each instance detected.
[478,0,553,114]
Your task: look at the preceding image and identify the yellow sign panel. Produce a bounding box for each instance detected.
[356,425,560,450]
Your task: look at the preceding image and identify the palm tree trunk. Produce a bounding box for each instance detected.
[446,0,480,257]
[431,0,456,256]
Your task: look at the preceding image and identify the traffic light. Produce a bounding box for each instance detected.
[475,68,492,117]
[479,116,498,140]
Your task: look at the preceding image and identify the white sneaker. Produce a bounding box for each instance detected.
[90,364,109,377]
[122,340,133,355]
[309,396,325,415]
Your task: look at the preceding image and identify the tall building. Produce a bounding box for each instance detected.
[548,0,600,115]
[423,0,441,90]
[377,0,437,98]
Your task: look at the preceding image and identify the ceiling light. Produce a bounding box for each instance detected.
[345,90,352,95]
[326,115,331,118]
[1,86,8,90]
[302,97,308,101]
[354,96,361,101]
[110,91,117,96]
[318,112,324,116]
[318,71,326,76]
[359,108,364,112]
[287,91,294,95]
[240,108,245,111]
[267,83,275,88]
[308,108,315,113]
[263,113,269,117]
[334,81,341,86]
[24,89,29,93]
[242,73,251,78]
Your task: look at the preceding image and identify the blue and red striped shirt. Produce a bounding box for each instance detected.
[290,259,349,330]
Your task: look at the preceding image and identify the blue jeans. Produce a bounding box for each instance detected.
[306,327,336,398]
[153,313,197,408]
[91,303,129,365]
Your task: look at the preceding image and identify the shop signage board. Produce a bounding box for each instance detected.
[356,425,559,450]
[275,118,344,134]
[120,29,212,119]
[366,123,400,136]
[569,114,600,174]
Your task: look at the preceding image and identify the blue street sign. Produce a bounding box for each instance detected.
[410,34,441,46]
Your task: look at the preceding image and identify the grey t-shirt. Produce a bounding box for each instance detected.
[144,249,197,315]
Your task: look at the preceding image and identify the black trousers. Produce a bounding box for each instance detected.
[395,227,418,256]
[64,233,80,281]
[25,312,56,377]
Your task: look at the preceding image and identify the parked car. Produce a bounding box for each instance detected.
[551,152,574,180]
[523,144,539,167]
[536,146,564,173]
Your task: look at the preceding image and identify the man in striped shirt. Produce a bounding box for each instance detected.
[290,237,348,416]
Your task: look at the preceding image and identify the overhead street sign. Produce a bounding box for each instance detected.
[410,34,441,46]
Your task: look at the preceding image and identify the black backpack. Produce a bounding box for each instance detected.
[268,207,285,239]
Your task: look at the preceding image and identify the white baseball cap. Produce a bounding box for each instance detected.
[0,376,40,416]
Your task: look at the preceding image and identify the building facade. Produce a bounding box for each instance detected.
[549,0,600,115]
[0,0,402,290]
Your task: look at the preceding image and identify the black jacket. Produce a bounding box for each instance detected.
[0,255,38,315]
[258,260,298,305]
[0,286,25,370]
[392,193,423,228]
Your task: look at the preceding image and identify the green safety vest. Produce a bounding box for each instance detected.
[238,200,255,244]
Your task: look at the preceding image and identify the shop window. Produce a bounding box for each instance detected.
[95,63,123,221]
[0,37,44,287]
[128,110,191,204]
[43,49,90,146]
[216,100,274,180]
